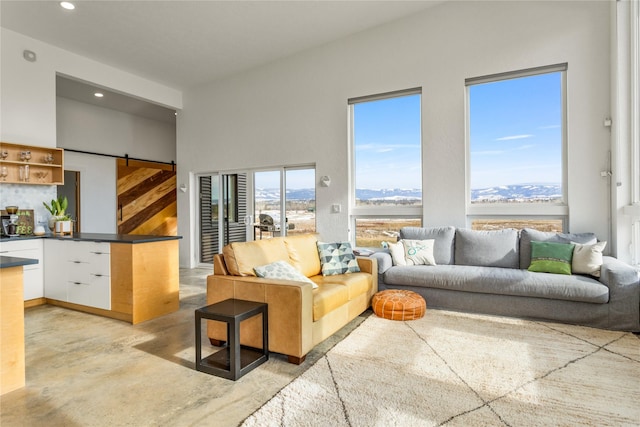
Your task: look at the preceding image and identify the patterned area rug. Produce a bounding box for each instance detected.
[241,310,640,426]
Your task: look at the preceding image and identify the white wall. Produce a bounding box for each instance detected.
[177,1,614,266]
[57,97,176,163]
[0,28,182,230]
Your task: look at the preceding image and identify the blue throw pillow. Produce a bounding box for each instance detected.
[317,241,361,276]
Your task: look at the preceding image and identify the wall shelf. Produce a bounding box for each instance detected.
[0,142,64,185]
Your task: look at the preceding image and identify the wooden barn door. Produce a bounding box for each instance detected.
[117,159,177,236]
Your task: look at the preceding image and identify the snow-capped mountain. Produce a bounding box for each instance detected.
[255,184,561,202]
[471,184,562,202]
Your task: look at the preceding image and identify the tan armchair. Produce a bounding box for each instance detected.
[206,234,377,364]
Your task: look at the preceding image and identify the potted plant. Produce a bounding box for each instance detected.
[53,214,73,234]
[43,196,69,231]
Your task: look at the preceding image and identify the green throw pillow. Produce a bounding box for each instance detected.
[528,241,575,275]
[317,241,361,276]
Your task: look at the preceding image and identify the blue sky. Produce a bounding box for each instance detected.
[353,94,422,190]
[352,72,562,191]
[254,168,315,190]
[469,72,562,189]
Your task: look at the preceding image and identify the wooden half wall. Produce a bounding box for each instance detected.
[117,159,177,236]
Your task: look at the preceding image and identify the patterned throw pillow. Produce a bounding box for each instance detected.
[403,239,436,266]
[317,241,361,276]
[572,241,607,277]
[528,241,575,275]
[254,260,318,288]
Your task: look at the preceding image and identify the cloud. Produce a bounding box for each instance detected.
[473,143,535,156]
[495,134,534,141]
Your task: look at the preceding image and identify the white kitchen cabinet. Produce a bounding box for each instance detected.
[43,239,68,302]
[0,239,44,301]
[44,240,111,310]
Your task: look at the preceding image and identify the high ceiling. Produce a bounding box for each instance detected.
[2,1,442,91]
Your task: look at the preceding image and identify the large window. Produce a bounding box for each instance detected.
[349,88,422,247]
[466,64,567,231]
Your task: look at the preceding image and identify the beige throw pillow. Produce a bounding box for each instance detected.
[387,241,407,266]
[572,241,607,277]
[403,239,436,266]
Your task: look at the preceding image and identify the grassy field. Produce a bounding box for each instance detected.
[355,219,563,248]
[255,208,563,249]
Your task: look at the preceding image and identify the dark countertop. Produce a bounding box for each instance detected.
[0,255,39,269]
[0,233,182,244]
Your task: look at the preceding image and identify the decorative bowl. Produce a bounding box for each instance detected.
[5,205,18,214]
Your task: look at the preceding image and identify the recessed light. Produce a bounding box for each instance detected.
[94,92,104,98]
[60,2,75,10]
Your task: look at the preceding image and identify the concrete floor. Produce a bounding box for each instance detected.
[0,268,367,427]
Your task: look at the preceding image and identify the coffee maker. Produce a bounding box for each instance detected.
[1,206,19,237]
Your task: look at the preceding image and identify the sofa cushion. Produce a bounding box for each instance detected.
[254,260,318,288]
[519,228,597,269]
[528,241,575,275]
[311,282,349,321]
[383,265,609,304]
[317,241,361,276]
[400,226,455,265]
[223,238,290,276]
[455,228,519,269]
[311,272,372,301]
[284,234,321,277]
[572,241,607,277]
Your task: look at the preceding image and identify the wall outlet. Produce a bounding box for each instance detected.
[331,204,341,213]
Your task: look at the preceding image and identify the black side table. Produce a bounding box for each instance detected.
[195,299,269,380]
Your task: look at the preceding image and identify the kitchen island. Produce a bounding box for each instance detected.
[41,233,181,325]
[1,255,38,395]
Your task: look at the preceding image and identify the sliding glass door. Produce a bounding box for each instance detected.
[254,166,315,240]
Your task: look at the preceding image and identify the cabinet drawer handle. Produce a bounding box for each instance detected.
[73,260,82,264]
[93,274,103,277]
[73,282,81,285]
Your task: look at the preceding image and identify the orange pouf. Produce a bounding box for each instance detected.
[372,290,426,321]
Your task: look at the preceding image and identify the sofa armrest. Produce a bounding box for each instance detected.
[371,251,392,274]
[600,256,640,289]
[599,256,640,331]
[357,256,378,298]
[206,274,314,359]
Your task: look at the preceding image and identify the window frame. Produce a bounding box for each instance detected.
[465,64,569,225]
[348,88,423,244]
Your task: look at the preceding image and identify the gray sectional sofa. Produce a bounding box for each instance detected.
[371,227,640,332]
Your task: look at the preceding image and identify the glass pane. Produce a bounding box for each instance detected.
[224,174,238,223]
[355,217,422,248]
[353,94,422,207]
[285,168,316,235]
[254,170,281,239]
[469,72,563,204]
[471,218,563,232]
